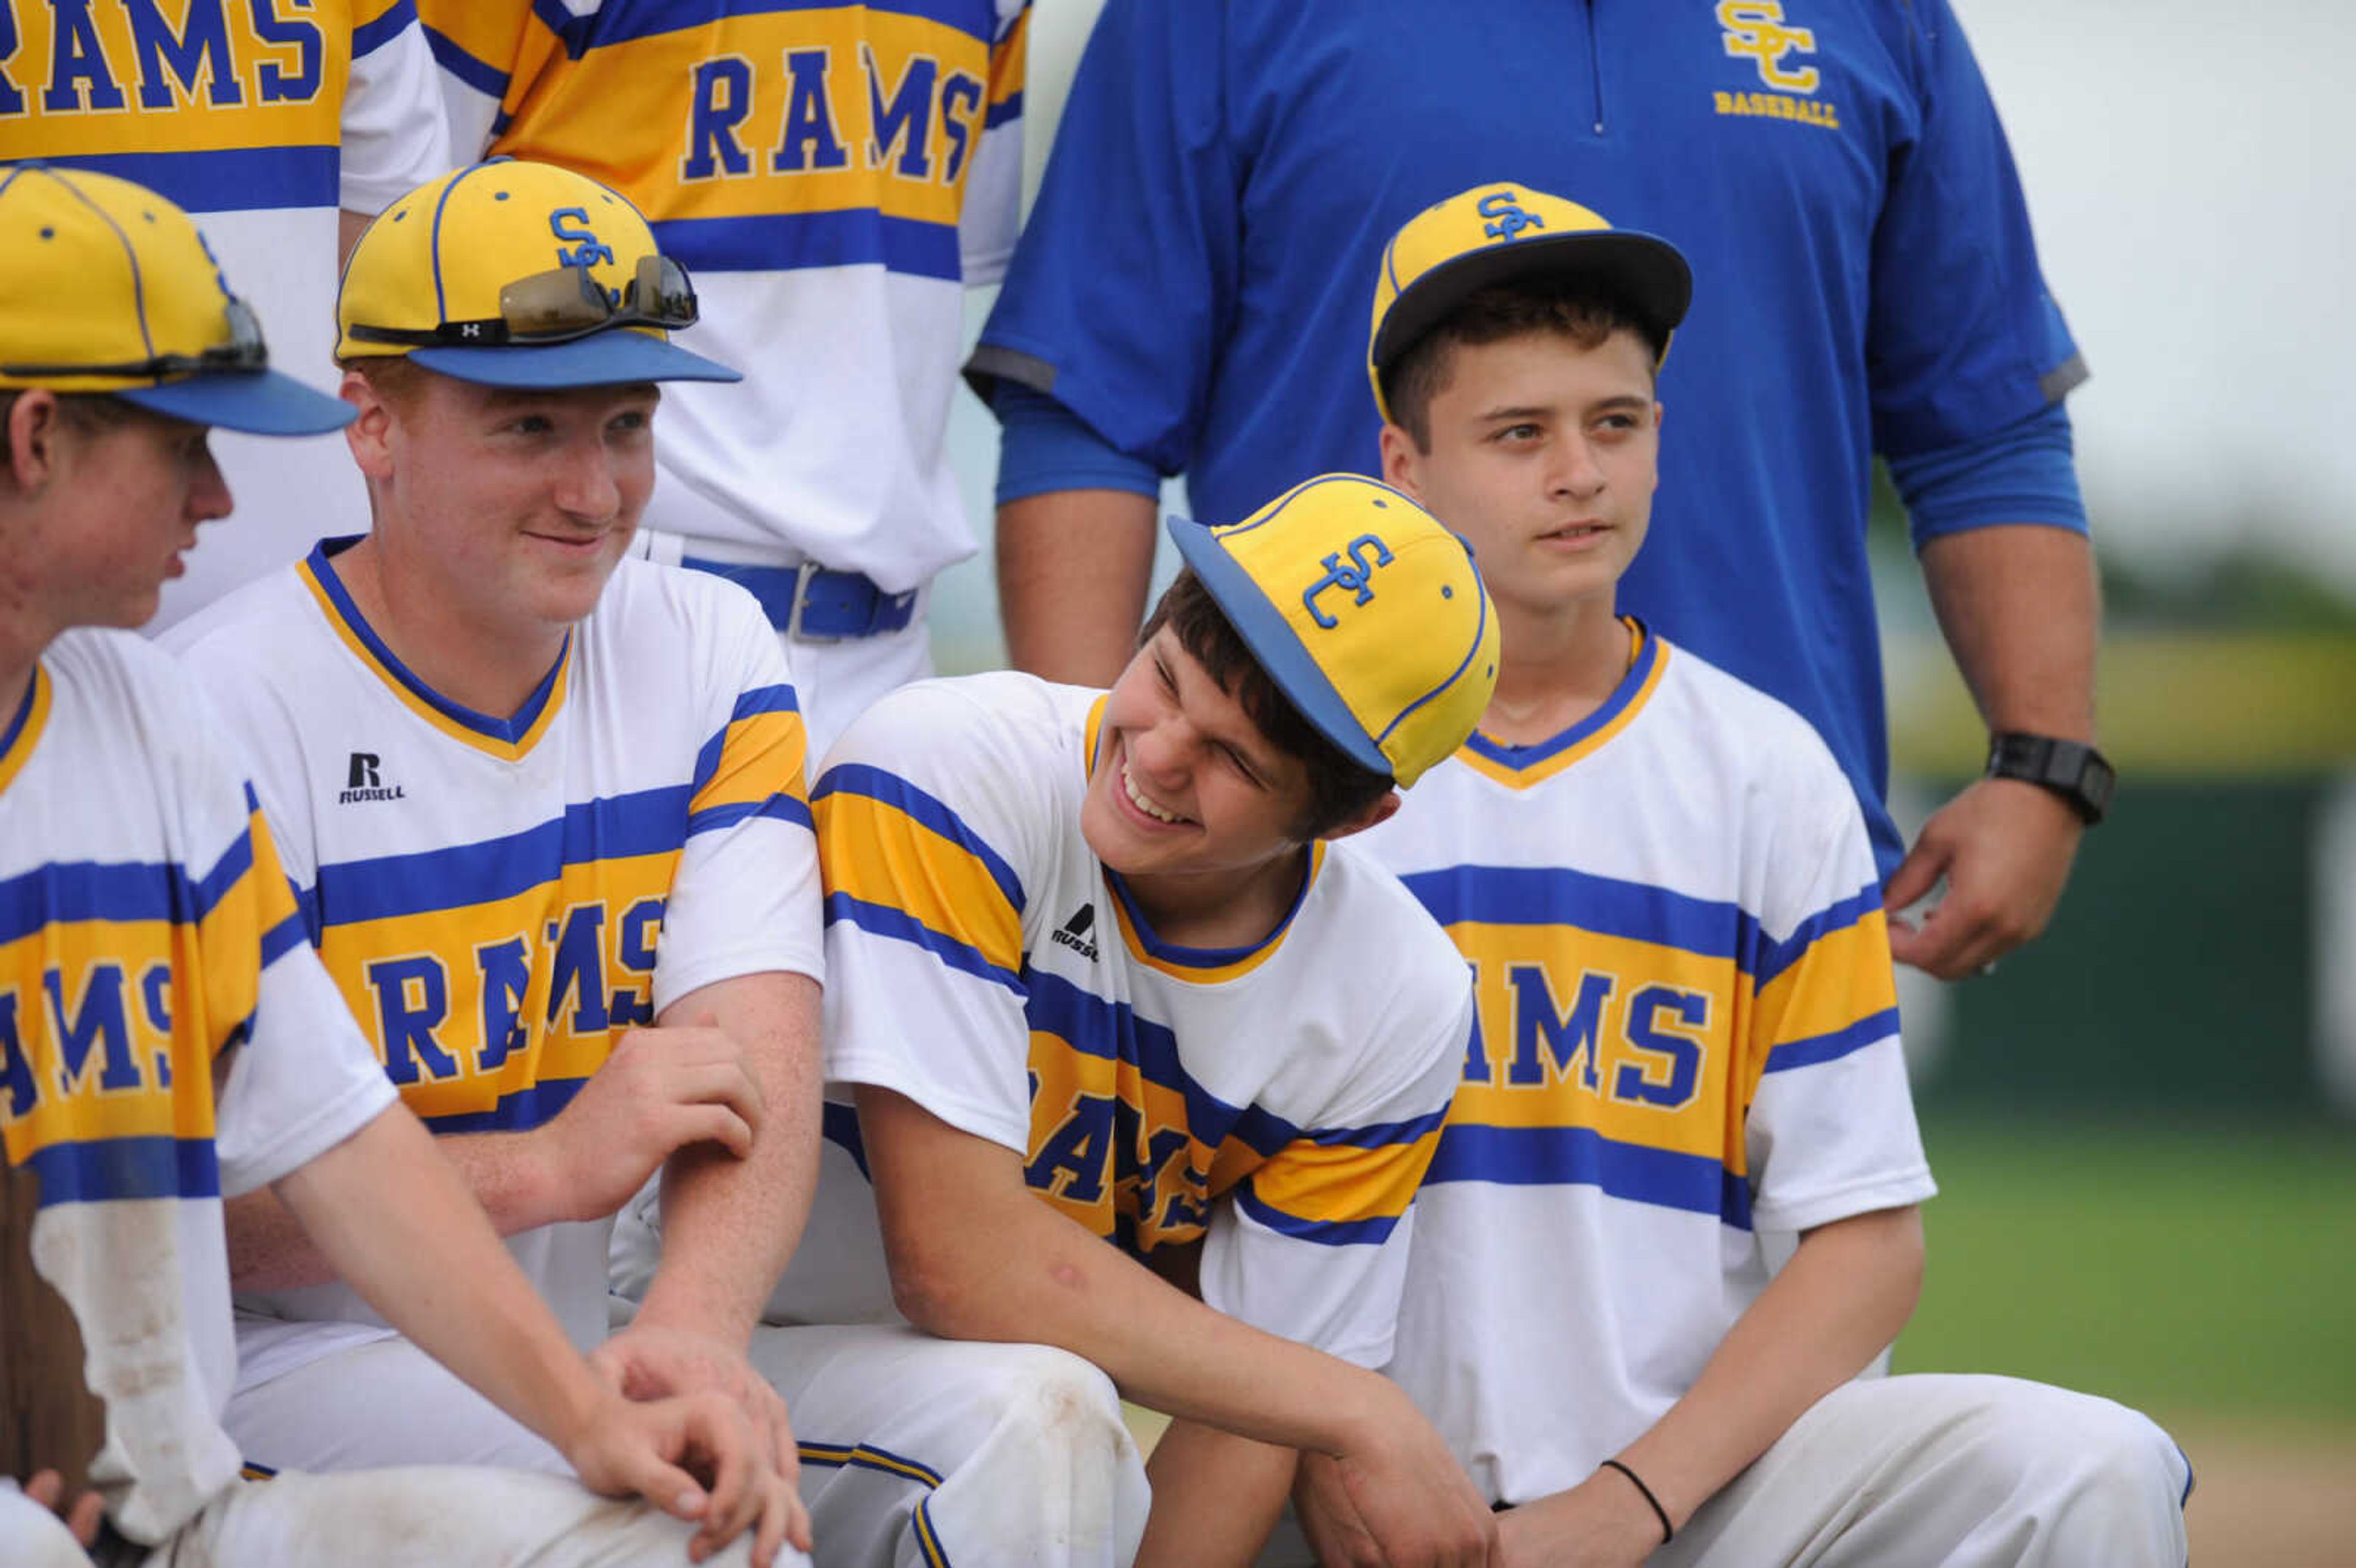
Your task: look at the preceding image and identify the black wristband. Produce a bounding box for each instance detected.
[1599,1458,1674,1545]
[1984,731,2115,825]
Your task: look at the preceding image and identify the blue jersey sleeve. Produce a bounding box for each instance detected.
[967,0,1236,475]
[1865,0,2087,461]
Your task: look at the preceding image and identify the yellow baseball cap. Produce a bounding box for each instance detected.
[0,163,353,436]
[1368,183,1692,422]
[337,159,740,388]
[1166,474,1499,788]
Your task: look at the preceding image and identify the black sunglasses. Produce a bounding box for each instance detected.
[1,298,269,380]
[345,253,700,349]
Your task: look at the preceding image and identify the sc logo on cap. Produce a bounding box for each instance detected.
[1478,191,1546,243]
[1301,535,1395,629]
[550,208,615,271]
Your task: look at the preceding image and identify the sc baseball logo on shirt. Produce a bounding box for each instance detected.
[1712,1,1839,131]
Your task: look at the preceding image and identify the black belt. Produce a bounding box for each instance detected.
[680,557,918,642]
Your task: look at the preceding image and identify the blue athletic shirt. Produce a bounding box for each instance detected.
[969,0,2088,874]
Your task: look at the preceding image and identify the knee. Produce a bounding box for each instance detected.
[1956,1378,2190,1524]
[963,1343,1134,1469]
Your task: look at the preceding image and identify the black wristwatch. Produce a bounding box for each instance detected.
[1984,732,2115,825]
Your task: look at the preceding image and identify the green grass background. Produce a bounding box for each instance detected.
[1895,1115,2356,1431]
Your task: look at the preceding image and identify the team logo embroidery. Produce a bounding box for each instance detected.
[1717,1,1820,93]
[339,751,406,804]
[1477,191,1545,243]
[1050,903,1099,963]
[1301,536,1395,629]
[549,208,617,272]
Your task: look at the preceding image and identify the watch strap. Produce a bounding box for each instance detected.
[1985,732,2114,825]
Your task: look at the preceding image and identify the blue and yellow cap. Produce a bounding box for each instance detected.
[337,160,740,389]
[0,163,353,436]
[1368,183,1692,422]
[1166,474,1499,789]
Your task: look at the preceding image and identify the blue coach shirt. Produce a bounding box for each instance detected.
[970,0,2087,873]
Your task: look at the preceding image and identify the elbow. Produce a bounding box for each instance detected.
[884,1234,993,1341]
[1882,1205,1928,1331]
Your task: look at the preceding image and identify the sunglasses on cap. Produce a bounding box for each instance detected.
[347,253,701,349]
[1,297,269,380]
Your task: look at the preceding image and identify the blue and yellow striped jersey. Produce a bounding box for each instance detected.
[1357,624,1936,1505]
[175,544,823,1374]
[1,2,453,631]
[415,0,1029,586]
[775,672,1471,1367]
[0,629,397,1542]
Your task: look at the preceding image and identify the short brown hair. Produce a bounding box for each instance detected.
[334,354,431,412]
[1139,568,1393,839]
[1381,277,1660,449]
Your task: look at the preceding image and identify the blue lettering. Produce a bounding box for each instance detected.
[1025,1093,1114,1204]
[1460,961,1490,1083]
[682,56,755,180]
[45,964,142,1096]
[772,48,847,172]
[139,961,173,1089]
[44,0,128,113]
[1506,966,1612,1090]
[367,955,456,1086]
[937,69,983,185]
[550,208,615,271]
[545,904,611,1035]
[1616,985,1707,1109]
[125,0,243,110]
[608,897,663,1028]
[864,48,937,178]
[0,7,26,115]
[474,936,532,1074]
[248,0,323,102]
[0,994,34,1119]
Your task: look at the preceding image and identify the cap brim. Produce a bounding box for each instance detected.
[1164,513,1393,780]
[409,331,741,388]
[1373,229,1693,372]
[114,369,355,436]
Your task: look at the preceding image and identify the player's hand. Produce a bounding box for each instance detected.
[1292,1451,1385,1567]
[593,1321,810,1558]
[1328,1395,1498,1568]
[542,1022,765,1221]
[21,1469,105,1550]
[1884,777,2083,980]
[1493,1475,1665,1568]
[560,1388,800,1566]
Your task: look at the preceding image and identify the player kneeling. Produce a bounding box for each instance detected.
[1282,183,2193,1568]
[620,474,1509,1568]
[0,164,790,1567]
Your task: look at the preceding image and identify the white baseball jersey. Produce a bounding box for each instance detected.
[1357,625,1938,1505]
[0,1,454,630]
[174,544,823,1387]
[418,0,1029,591]
[0,630,396,1545]
[783,672,1473,1367]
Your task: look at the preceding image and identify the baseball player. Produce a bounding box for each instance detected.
[1288,185,2193,1567]
[169,159,821,1564]
[0,161,794,1568]
[2,0,455,633]
[415,0,1030,759]
[619,474,1511,1567]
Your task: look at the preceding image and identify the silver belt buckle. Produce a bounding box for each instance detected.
[783,560,844,644]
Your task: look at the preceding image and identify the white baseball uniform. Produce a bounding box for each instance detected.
[0,628,772,1567]
[618,671,1477,1565]
[1333,622,2192,1567]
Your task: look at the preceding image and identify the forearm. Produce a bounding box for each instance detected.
[228,1126,561,1291]
[639,974,823,1344]
[1135,1419,1298,1568]
[1919,525,2098,739]
[995,488,1159,686]
[1599,1207,1925,1532]
[271,1105,604,1454]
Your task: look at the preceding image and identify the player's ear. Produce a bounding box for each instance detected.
[338,367,398,479]
[1321,789,1402,844]
[1377,423,1424,500]
[2,390,67,494]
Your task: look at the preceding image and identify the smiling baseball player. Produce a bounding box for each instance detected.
[0,159,790,1568]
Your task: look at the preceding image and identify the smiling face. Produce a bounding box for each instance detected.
[1382,325,1660,624]
[1,393,232,637]
[347,367,659,634]
[1080,625,1332,883]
